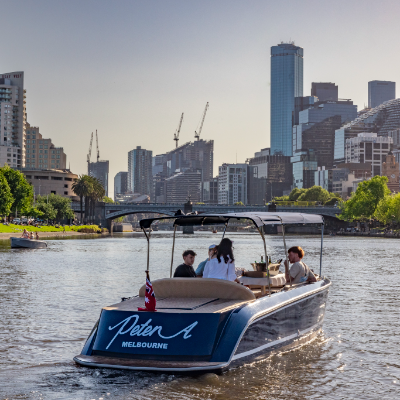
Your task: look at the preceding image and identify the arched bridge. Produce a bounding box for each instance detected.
[71,202,341,226]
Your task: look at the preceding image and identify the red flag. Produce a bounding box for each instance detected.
[138,271,157,312]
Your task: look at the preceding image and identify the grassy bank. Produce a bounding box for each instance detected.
[0,224,103,233]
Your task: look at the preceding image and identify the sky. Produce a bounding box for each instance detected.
[2,0,400,197]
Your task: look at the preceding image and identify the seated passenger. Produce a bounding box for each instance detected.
[195,244,218,277]
[21,229,30,239]
[284,246,317,284]
[173,250,197,278]
[203,238,238,282]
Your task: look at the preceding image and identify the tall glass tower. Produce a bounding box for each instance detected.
[270,43,303,156]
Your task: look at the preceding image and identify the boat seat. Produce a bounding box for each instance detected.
[139,278,256,301]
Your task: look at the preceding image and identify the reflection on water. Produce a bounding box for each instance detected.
[0,232,399,399]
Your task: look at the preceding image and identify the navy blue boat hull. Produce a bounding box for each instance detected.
[74,279,330,372]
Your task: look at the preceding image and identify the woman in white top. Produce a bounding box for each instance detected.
[203,238,238,282]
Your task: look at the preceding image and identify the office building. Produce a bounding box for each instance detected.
[23,169,78,200]
[368,80,395,108]
[311,82,338,102]
[88,160,109,197]
[24,123,67,169]
[270,43,303,156]
[334,98,400,164]
[294,96,318,125]
[388,129,400,149]
[314,167,332,192]
[128,146,153,199]
[345,133,392,176]
[246,148,292,202]
[163,170,202,203]
[114,171,128,200]
[331,164,371,198]
[291,150,318,189]
[382,152,399,192]
[218,163,248,205]
[202,178,218,204]
[0,71,26,168]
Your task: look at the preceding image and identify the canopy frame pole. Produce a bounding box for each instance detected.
[319,223,324,277]
[142,227,152,272]
[221,221,229,239]
[259,227,271,296]
[170,225,177,278]
[281,223,291,287]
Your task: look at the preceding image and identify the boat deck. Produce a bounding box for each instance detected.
[104,296,254,314]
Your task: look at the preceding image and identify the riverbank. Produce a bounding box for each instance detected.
[336,231,400,239]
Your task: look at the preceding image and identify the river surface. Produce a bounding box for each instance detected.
[0,232,399,399]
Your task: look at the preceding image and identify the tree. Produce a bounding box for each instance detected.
[288,188,307,201]
[36,194,74,221]
[72,175,93,223]
[35,201,57,221]
[0,165,33,214]
[273,195,289,202]
[234,201,245,206]
[103,196,114,203]
[340,176,391,221]
[374,193,400,225]
[297,186,331,203]
[0,171,13,216]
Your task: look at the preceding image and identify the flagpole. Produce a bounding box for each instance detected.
[170,225,177,278]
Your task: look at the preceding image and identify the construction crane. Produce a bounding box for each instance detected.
[173,113,184,148]
[194,102,209,141]
[87,132,93,164]
[96,129,100,162]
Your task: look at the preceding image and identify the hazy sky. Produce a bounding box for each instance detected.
[2,0,400,197]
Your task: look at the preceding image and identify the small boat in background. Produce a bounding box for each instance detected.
[10,237,47,249]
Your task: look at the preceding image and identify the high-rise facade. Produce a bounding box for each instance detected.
[24,123,67,169]
[128,146,153,199]
[88,160,109,197]
[270,43,303,156]
[0,72,26,168]
[368,81,395,108]
[218,163,248,205]
[311,82,338,102]
[114,171,128,200]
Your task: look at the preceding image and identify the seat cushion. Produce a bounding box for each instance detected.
[139,278,256,300]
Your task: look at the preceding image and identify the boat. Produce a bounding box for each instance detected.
[74,212,331,373]
[10,237,47,249]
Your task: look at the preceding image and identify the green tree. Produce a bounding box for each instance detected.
[0,171,13,216]
[374,193,400,225]
[72,175,93,223]
[273,195,289,201]
[234,201,245,206]
[288,188,307,201]
[297,186,331,203]
[36,201,57,221]
[0,165,33,214]
[36,194,74,221]
[340,176,391,221]
[103,196,114,203]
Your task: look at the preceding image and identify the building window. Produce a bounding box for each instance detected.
[64,184,68,188]
[64,191,68,195]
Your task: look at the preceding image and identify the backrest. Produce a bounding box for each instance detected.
[139,278,256,300]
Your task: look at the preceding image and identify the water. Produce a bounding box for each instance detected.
[0,232,399,399]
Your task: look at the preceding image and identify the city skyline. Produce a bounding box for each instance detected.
[2,1,400,196]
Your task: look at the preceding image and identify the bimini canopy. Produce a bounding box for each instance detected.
[139,212,324,229]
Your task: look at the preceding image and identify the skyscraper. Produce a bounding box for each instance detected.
[311,82,338,102]
[0,71,26,168]
[88,160,109,197]
[270,43,303,156]
[128,146,153,199]
[114,171,128,200]
[368,80,395,108]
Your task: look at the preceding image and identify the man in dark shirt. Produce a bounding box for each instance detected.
[173,250,197,277]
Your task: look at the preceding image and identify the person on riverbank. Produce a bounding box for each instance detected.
[284,246,316,284]
[203,238,238,282]
[173,250,197,278]
[195,244,218,277]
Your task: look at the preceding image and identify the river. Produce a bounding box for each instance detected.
[0,232,399,399]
